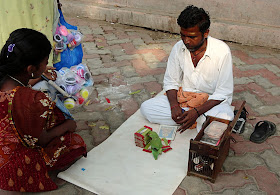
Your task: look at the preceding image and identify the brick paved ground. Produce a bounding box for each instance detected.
[1,16,279,195]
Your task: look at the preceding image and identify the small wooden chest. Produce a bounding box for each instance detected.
[187,101,246,183]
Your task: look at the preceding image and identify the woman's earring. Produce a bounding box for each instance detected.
[31,73,34,78]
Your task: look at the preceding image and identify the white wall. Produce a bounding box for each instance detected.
[61,0,280,49]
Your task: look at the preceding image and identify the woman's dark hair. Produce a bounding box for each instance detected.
[177,5,210,34]
[0,28,52,80]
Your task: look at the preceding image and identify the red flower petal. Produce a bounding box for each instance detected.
[105,98,111,103]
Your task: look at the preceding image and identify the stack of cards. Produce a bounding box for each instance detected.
[158,125,178,141]
[134,126,152,148]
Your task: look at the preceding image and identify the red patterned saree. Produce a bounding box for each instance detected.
[0,86,87,192]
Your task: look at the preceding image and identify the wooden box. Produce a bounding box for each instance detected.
[187,101,246,183]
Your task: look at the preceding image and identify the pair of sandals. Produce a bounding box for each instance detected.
[250,120,277,144]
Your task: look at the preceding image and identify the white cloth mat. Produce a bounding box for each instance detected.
[58,109,198,195]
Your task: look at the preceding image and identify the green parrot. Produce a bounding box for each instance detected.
[148,131,163,160]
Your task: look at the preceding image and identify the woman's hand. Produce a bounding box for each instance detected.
[176,109,199,133]
[43,66,57,81]
[38,119,77,146]
[62,119,77,133]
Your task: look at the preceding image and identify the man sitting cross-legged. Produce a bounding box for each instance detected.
[140,5,234,133]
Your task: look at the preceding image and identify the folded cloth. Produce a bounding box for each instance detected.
[177,87,209,108]
[177,87,209,129]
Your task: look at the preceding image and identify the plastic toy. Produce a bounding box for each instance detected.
[54,34,62,42]
[67,33,74,44]
[66,84,80,95]
[80,88,89,99]
[74,32,82,44]
[77,96,85,104]
[64,98,75,109]
[54,63,93,109]
[53,25,84,54]
[58,25,68,36]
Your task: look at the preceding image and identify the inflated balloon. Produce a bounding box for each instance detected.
[55,63,94,110]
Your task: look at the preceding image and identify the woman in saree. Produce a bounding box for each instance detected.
[0,28,87,192]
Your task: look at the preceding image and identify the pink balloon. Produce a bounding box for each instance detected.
[59,26,68,36]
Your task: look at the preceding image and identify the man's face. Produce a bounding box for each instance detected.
[180,25,209,52]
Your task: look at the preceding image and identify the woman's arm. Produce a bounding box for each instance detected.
[38,119,77,146]
[29,66,57,86]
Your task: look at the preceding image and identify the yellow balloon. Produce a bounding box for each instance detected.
[80,89,89,99]
[64,98,75,109]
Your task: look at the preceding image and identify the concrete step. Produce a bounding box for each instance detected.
[60,0,280,49]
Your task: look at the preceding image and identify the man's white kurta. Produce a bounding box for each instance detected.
[140,36,234,131]
[164,36,233,105]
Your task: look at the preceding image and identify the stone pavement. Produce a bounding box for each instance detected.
[2,15,280,195]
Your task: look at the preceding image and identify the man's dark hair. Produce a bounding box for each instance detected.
[177,5,210,33]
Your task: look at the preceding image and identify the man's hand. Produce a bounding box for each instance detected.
[167,89,182,123]
[176,109,199,133]
[177,99,223,133]
[171,105,184,123]
[166,89,223,134]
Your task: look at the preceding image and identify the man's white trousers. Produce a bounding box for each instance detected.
[140,95,234,132]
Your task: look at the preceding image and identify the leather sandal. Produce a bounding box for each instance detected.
[250,120,276,143]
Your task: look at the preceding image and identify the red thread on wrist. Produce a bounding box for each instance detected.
[171,104,180,110]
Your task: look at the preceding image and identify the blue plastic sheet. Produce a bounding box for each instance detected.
[54,9,83,70]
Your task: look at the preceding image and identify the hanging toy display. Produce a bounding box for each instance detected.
[53,25,83,54]
[54,63,94,109]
